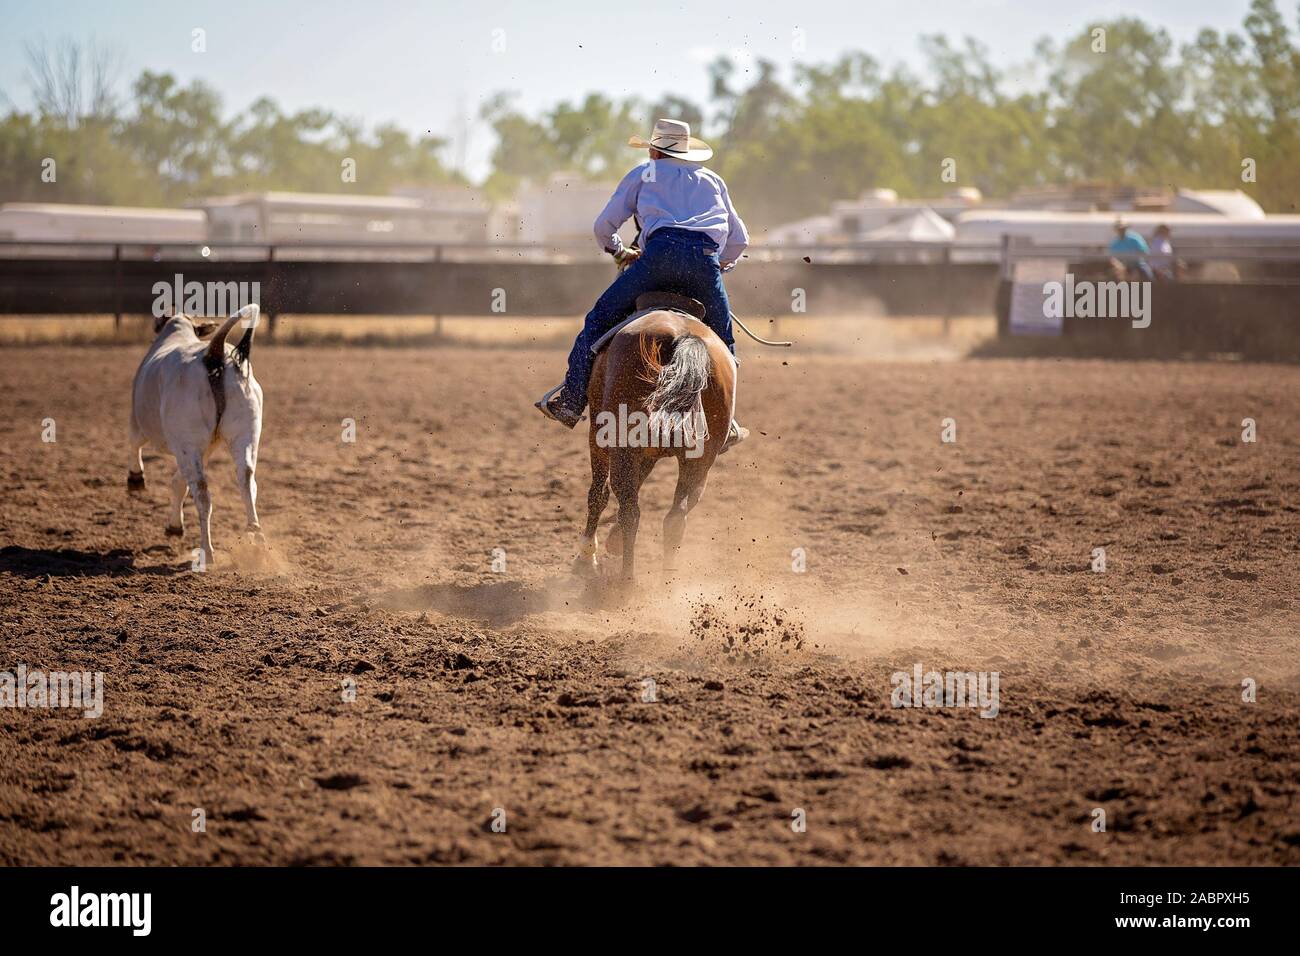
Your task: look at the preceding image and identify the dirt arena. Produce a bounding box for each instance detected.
[2,337,1299,865]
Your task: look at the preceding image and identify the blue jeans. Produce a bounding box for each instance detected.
[561,227,736,411]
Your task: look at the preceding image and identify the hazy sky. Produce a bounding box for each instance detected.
[0,0,1260,180]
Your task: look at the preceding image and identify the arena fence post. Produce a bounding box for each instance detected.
[942,243,954,337]
[112,243,122,334]
[433,244,443,339]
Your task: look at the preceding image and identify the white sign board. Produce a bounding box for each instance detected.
[1008,260,1068,336]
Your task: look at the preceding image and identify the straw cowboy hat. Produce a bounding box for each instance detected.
[628,118,713,162]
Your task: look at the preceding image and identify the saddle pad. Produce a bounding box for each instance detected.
[590,309,741,371]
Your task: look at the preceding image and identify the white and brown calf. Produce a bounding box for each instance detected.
[127,305,264,567]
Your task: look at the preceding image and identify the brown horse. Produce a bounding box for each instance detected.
[574,293,736,584]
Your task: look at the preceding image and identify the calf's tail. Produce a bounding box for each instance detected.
[204,304,260,429]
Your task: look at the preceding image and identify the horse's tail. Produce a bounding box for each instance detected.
[640,332,711,446]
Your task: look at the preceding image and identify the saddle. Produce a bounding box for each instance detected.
[634,292,705,320]
[590,292,707,356]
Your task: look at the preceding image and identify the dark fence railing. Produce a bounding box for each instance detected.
[4,239,1299,361]
[0,240,1002,324]
[993,279,1300,360]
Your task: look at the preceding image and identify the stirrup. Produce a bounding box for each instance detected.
[533,382,564,408]
[719,420,749,454]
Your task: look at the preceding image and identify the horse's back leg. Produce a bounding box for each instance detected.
[663,457,711,575]
[576,442,610,575]
[604,455,655,558]
[611,449,653,583]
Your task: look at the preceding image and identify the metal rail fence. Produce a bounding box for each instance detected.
[2,238,1297,357]
[0,239,1003,332]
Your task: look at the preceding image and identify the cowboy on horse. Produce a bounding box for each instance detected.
[536,117,750,449]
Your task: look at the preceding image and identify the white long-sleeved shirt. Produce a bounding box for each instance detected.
[593,157,749,265]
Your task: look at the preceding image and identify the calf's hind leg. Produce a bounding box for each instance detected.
[126,425,147,492]
[166,468,188,536]
[229,435,264,544]
[176,451,215,568]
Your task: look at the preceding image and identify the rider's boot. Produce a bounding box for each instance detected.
[535,385,583,429]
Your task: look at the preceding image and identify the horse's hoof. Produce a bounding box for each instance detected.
[247,530,268,548]
[571,554,597,577]
[164,524,184,537]
[127,472,145,493]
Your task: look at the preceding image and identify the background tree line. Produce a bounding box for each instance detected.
[0,37,464,208]
[2,0,1297,232]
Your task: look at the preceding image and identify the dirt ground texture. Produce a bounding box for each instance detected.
[2,340,1299,865]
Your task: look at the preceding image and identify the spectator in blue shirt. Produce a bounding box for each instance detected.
[1108,219,1153,280]
[536,118,749,441]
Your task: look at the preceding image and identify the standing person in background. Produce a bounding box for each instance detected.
[1148,224,1176,280]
